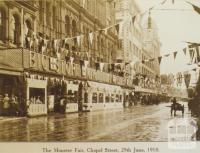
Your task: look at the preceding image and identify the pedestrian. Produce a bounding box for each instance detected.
[3,94,10,116]
[59,96,66,113]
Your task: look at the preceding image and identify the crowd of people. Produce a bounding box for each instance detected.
[0,93,25,116]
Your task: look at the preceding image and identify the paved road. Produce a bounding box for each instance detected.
[0,102,191,141]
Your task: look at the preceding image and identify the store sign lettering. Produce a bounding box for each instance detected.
[30,52,37,68]
[49,57,58,71]
[41,55,48,71]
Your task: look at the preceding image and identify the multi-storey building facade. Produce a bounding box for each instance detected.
[0,0,137,116]
[115,0,161,90]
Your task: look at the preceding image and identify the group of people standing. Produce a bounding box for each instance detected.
[140,94,160,105]
[0,94,22,116]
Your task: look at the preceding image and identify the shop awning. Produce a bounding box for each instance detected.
[0,69,23,76]
[134,86,158,94]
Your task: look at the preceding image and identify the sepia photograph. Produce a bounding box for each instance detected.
[0,0,200,152]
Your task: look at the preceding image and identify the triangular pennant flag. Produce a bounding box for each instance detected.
[187,2,200,15]
[70,57,74,64]
[158,56,162,65]
[84,60,89,68]
[89,32,94,45]
[99,63,104,72]
[104,28,108,35]
[189,48,195,62]
[64,38,68,44]
[173,51,178,60]
[141,60,145,64]
[132,16,136,25]
[76,35,82,46]
[192,68,197,71]
[115,24,119,34]
[149,58,155,61]
[161,0,167,5]
[183,48,187,55]
[184,72,191,88]
[164,54,170,57]
[172,0,175,4]
[83,0,86,8]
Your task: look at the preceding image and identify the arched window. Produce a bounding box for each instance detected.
[11,14,21,45]
[72,20,76,36]
[65,15,70,36]
[0,8,6,41]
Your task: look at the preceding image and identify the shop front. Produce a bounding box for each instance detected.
[65,81,79,113]
[26,78,47,116]
[0,74,25,116]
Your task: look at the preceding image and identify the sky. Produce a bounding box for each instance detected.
[135,0,200,76]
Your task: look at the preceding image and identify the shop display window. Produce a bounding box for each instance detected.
[67,90,78,103]
[119,95,122,102]
[29,88,45,104]
[84,92,88,103]
[111,94,115,102]
[92,93,97,103]
[99,93,104,103]
[116,95,119,102]
[105,94,110,103]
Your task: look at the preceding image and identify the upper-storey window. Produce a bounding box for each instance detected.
[52,6,56,29]
[39,1,43,23]
[72,20,77,36]
[11,14,21,45]
[0,8,6,41]
[65,15,70,37]
[46,1,50,25]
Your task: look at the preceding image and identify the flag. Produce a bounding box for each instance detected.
[164,54,170,57]
[183,48,187,55]
[149,58,155,61]
[100,63,104,72]
[84,60,89,68]
[70,57,74,64]
[115,24,119,34]
[173,51,177,60]
[189,48,195,63]
[184,72,191,88]
[83,0,86,8]
[161,0,168,5]
[132,16,136,25]
[89,32,94,45]
[158,56,162,65]
[76,35,82,46]
[187,2,200,15]
[172,0,175,4]
[64,38,68,44]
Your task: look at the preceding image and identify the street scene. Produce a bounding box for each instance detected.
[0,0,200,142]
[0,102,192,141]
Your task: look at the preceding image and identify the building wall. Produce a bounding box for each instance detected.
[115,0,161,80]
[0,0,119,70]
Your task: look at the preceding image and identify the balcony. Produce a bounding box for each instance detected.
[0,48,132,88]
